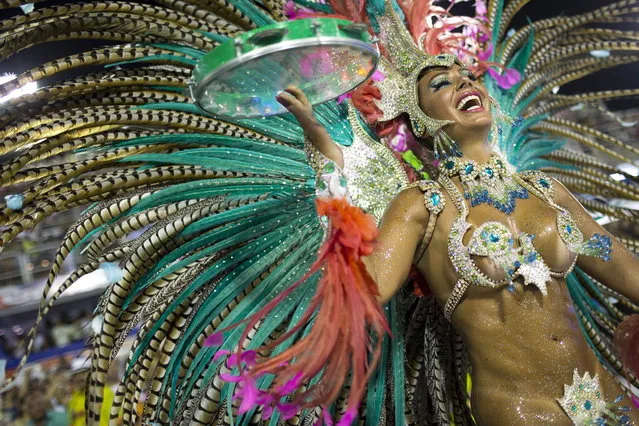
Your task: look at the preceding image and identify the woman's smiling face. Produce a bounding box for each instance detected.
[417,64,493,143]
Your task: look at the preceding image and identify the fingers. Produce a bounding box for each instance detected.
[275,91,302,115]
[275,86,313,122]
[283,86,311,106]
[275,86,310,109]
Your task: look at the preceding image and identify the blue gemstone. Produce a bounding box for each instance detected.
[539,179,550,188]
[620,415,630,424]
[566,225,572,234]
[445,160,455,170]
[507,284,515,292]
[584,400,592,410]
[514,260,522,268]
[465,164,474,174]
[431,193,441,206]
[489,233,500,243]
[526,253,537,263]
[485,168,494,177]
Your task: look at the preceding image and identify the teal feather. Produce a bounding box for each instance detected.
[365,307,389,426]
[168,224,319,416]
[135,208,312,295]
[149,85,187,93]
[119,151,312,178]
[103,134,305,161]
[105,54,198,68]
[222,250,320,425]
[128,217,317,387]
[389,296,406,426]
[519,158,570,172]
[122,201,301,309]
[163,254,319,418]
[575,269,618,317]
[180,193,313,237]
[195,30,230,44]
[490,0,505,53]
[124,178,311,215]
[291,0,333,13]
[132,102,204,115]
[505,26,534,76]
[565,273,607,365]
[227,0,275,26]
[513,86,545,116]
[236,115,305,145]
[514,138,566,170]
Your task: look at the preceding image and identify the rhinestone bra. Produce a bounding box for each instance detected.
[437,170,611,320]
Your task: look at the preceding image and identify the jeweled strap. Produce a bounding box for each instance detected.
[515,170,556,204]
[444,279,470,320]
[410,180,445,262]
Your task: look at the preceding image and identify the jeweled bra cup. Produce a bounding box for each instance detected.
[437,169,581,321]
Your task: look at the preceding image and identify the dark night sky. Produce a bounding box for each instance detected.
[1,0,637,109]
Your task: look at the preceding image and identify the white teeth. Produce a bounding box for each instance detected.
[456,94,481,111]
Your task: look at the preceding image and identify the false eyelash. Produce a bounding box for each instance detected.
[460,70,478,81]
[431,80,451,91]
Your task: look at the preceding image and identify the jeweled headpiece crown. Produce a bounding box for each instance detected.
[373,0,461,158]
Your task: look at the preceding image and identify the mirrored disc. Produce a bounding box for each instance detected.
[193,38,378,119]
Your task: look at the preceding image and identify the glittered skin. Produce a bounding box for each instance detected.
[304,63,639,425]
[415,179,638,425]
[369,67,639,425]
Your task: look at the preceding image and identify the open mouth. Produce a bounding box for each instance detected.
[456,92,483,112]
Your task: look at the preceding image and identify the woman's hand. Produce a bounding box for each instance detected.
[276,86,344,168]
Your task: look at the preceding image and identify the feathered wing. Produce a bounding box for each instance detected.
[485,0,639,390]
[0,2,302,424]
[0,1,416,424]
[2,0,639,424]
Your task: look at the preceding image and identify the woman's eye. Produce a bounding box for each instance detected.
[430,80,451,91]
[461,70,478,81]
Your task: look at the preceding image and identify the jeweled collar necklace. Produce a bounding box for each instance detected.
[438,153,529,214]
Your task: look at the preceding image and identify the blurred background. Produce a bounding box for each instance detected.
[0,0,638,425]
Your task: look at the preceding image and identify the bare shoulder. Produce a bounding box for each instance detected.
[519,171,578,208]
[382,185,430,228]
[550,177,576,203]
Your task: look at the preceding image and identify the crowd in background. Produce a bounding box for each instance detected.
[0,310,93,360]
[0,354,134,426]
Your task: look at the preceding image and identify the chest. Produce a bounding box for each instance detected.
[463,196,576,275]
[431,174,581,296]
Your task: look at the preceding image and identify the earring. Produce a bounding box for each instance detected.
[430,128,462,160]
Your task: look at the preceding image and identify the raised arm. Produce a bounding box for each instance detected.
[276,87,344,168]
[553,179,639,304]
[277,87,431,303]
